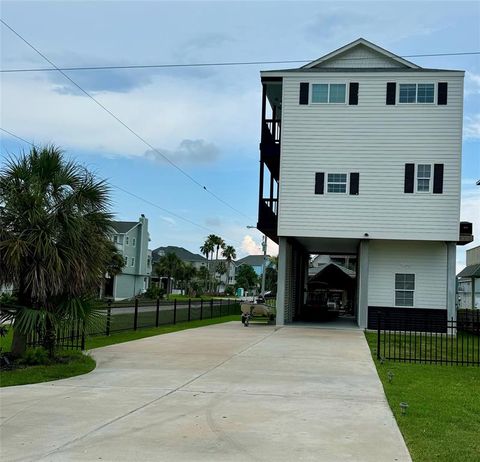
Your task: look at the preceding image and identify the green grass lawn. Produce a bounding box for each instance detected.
[0,350,96,388]
[365,332,480,462]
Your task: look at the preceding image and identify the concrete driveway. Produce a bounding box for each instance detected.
[0,323,411,462]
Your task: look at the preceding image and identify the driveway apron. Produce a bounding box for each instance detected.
[0,322,411,462]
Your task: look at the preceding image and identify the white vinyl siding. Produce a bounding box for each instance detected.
[276,71,463,241]
[368,240,448,309]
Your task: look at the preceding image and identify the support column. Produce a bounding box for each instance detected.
[446,241,456,320]
[357,240,369,329]
[276,237,288,326]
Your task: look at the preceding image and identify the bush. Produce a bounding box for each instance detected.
[144,286,165,300]
[224,285,235,296]
[19,347,50,366]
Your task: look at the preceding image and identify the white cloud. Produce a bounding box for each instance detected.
[144,139,220,165]
[0,73,260,158]
[464,114,480,140]
[241,235,261,255]
[160,216,176,225]
[465,72,480,96]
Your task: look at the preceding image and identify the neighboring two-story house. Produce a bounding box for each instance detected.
[257,38,473,329]
[106,214,152,300]
[457,245,480,310]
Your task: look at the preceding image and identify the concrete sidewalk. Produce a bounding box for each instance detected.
[0,322,411,462]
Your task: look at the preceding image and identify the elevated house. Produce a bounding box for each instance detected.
[257,38,473,329]
[105,215,152,300]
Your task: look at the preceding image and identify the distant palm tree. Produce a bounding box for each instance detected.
[222,245,237,288]
[154,252,183,297]
[182,264,197,296]
[0,146,113,357]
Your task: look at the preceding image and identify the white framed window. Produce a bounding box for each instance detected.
[395,273,415,307]
[125,236,129,245]
[124,256,128,266]
[312,83,346,104]
[416,164,432,192]
[399,83,434,104]
[132,237,136,247]
[327,173,348,193]
[131,257,135,267]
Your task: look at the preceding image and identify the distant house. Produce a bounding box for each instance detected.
[236,255,270,277]
[152,246,207,270]
[457,245,480,309]
[104,215,152,300]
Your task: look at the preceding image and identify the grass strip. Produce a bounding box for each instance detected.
[365,332,480,462]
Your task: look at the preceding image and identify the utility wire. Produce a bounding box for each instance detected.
[0,18,254,222]
[0,126,249,246]
[1,51,479,73]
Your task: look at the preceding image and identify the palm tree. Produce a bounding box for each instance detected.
[211,235,225,263]
[182,264,197,296]
[222,245,236,289]
[0,146,113,357]
[153,252,183,297]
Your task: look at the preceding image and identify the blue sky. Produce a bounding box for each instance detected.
[1,1,479,268]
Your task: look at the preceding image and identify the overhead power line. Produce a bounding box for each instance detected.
[1,51,479,73]
[0,126,249,246]
[0,18,254,222]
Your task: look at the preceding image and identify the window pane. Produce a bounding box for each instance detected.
[329,84,346,103]
[312,84,328,103]
[417,179,430,191]
[328,173,347,183]
[399,84,416,103]
[327,183,347,193]
[395,273,415,290]
[395,290,414,306]
[417,84,434,103]
[417,164,431,178]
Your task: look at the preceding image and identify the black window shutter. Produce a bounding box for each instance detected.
[349,172,360,194]
[299,83,309,105]
[404,164,415,193]
[386,82,396,105]
[349,83,359,105]
[438,82,448,105]
[433,164,444,194]
[315,172,324,194]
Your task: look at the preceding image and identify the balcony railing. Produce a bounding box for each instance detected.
[263,119,281,144]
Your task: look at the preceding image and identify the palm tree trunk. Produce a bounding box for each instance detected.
[11,330,27,358]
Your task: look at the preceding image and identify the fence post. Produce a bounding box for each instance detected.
[377,311,381,360]
[200,299,203,320]
[188,298,191,321]
[134,298,139,330]
[155,297,160,327]
[220,298,223,317]
[106,300,112,336]
[81,320,86,350]
[173,299,177,325]
[210,299,213,318]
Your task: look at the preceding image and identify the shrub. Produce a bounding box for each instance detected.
[144,286,165,300]
[19,347,50,366]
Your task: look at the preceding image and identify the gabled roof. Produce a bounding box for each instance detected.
[457,264,480,278]
[309,262,356,279]
[236,255,270,267]
[111,221,138,234]
[302,38,420,70]
[152,246,206,263]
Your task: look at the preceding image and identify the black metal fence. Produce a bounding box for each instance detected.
[376,314,480,366]
[28,298,240,350]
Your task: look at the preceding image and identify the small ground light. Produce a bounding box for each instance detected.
[387,371,394,382]
[400,402,409,415]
